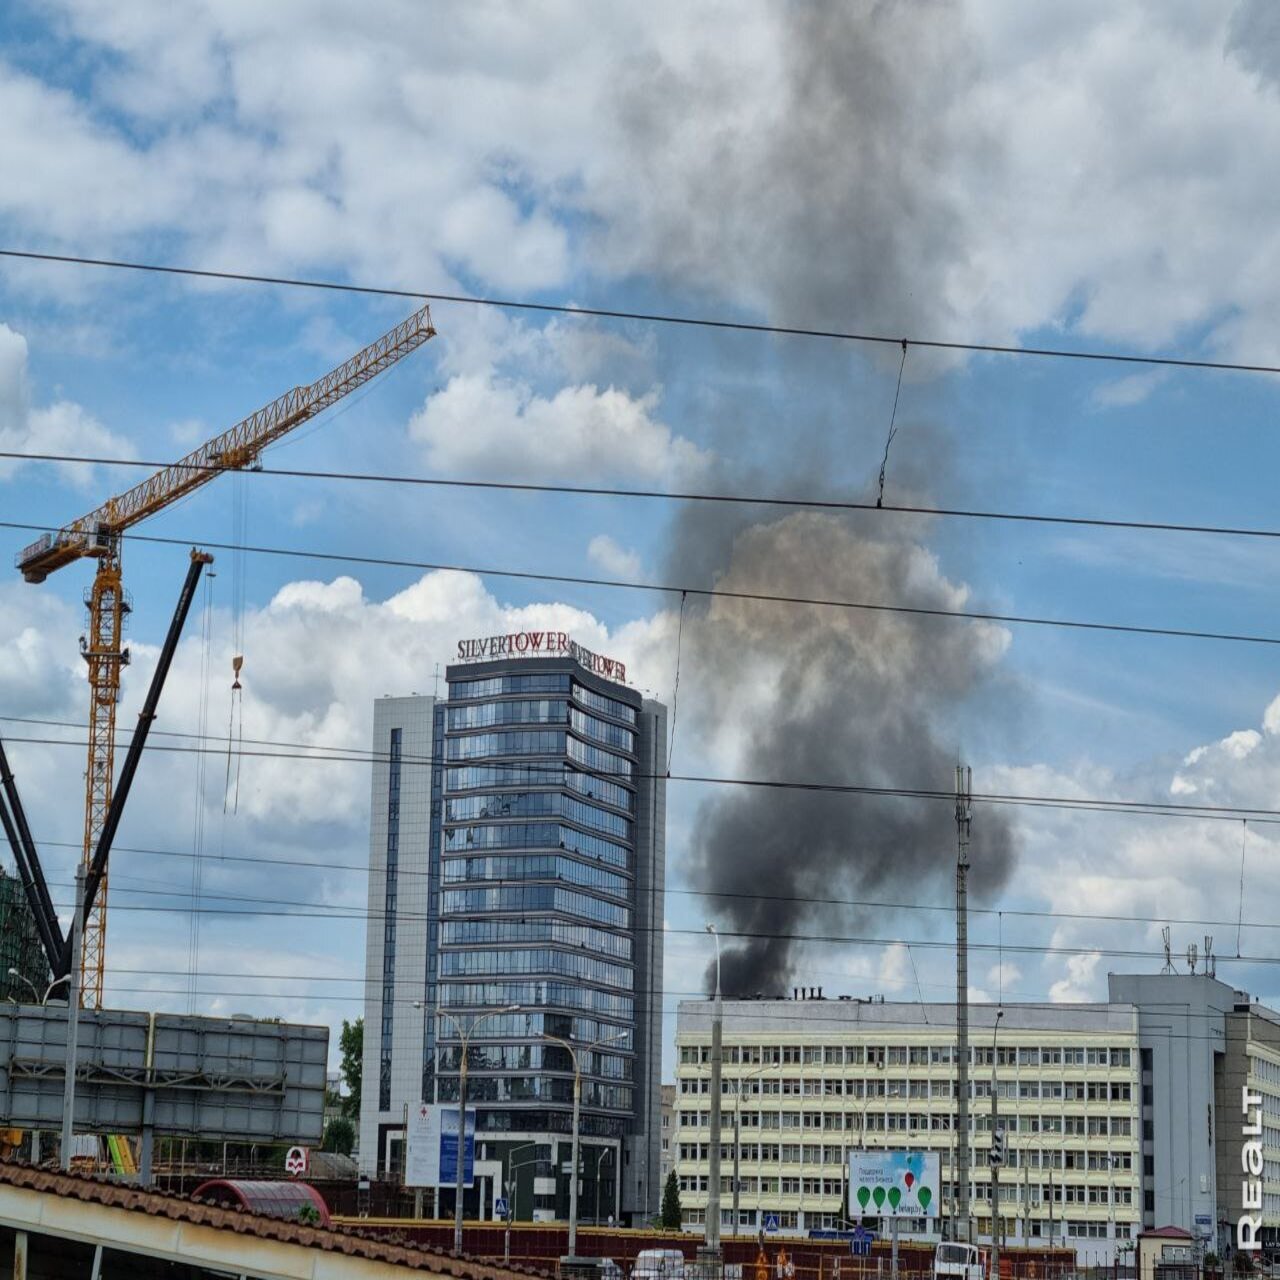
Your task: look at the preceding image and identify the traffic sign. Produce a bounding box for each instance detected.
[850,1227,873,1257]
[764,1212,780,1233]
[496,1196,510,1218]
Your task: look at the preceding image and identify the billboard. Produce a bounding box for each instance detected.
[405,1102,476,1189]
[0,1003,327,1143]
[847,1150,941,1219]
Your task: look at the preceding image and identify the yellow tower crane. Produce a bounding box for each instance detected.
[16,303,436,1006]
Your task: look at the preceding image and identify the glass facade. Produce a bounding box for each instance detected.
[361,653,666,1223]
[431,658,643,1144]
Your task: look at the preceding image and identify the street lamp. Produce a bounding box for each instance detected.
[705,922,723,1255]
[437,1003,521,1255]
[544,1028,630,1257]
[596,1147,613,1224]
[7,968,71,1166]
[6,969,70,1007]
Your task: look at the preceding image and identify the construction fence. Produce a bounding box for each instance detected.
[324,1218,1076,1280]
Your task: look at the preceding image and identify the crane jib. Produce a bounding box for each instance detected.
[15,302,435,583]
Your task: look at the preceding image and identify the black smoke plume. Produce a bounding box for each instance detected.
[674,508,1017,998]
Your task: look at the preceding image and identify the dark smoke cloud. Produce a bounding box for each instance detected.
[603,3,1013,993]
[603,1,991,337]
[674,509,1017,997]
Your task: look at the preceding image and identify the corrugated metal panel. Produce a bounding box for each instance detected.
[0,1005,327,1142]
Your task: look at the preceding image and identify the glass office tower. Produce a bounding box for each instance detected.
[360,647,666,1226]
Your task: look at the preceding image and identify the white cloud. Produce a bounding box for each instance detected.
[1049,951,1102,1003]
[587,534,643,580]
[9,4,1280,363]
[1089,370,1169,408]
[0,322,131,489]
[409,372,709,485]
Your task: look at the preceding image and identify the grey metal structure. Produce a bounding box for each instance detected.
[0,1004,326,1178]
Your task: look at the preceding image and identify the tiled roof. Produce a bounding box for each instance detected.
[0,1161,550,1277]
[1141,1226,1194,1239]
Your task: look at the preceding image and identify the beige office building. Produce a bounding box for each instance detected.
[674,995,1143,1260]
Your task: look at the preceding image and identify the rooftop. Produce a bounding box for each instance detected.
[0,1161,550,1279]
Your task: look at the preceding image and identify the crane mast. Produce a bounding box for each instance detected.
[15,303,436,1006]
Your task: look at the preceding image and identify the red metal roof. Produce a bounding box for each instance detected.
[0,1161,548,1276]
[192,1177,332,1227]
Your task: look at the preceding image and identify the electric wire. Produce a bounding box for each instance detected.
[5,247,1280,377]
[8,727,1280,828]
[33,878,1280,970]
[0,517,1275,649]
[26,829,1280,937]
[10,450,1280,545]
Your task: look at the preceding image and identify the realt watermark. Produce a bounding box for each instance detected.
[1240,1085,1264,1252]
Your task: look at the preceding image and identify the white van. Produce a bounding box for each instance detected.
[934,1243,986,1280]
[633,1249,686,1280]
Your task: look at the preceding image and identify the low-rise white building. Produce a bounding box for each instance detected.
[674,973,1280,1262]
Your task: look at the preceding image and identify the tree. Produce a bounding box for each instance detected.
[661,1170,682,1230]
[321,1116,356,1157]
[340,1018,363,1119]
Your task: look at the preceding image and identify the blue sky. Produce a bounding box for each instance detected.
[5,2,1280,1073]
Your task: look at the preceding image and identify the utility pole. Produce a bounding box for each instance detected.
[60,865,85,1171]
[990,1009,1004,1280]
[439,1004,520,1255]
[546,1029,628,1258]
[704,923,723,1258]
[955,764,972,1245]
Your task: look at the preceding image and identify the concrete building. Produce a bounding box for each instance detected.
[673,971,1280,1261]
[359,633,667,1226]
[660,1083,676,1190]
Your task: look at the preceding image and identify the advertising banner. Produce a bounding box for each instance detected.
[440,1104,477,1188]
[405,1103,476,1189]
[847,1150,941,1219]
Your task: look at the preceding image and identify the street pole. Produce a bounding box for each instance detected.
[955,766,972,1245]
[990,1010,1003,1280]
[456,1048,467,1252]
[438,1003,520,1255]
[597,1149,610,1224]
[706,923,723,1256]
[570,1064,582,1254]
[733,1088,741,1237]
[10,969,69,1167]
[546,1028,628,1257]
[60,865,85,1172]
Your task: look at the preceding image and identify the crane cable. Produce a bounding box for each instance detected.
[186,568,215,1013]
[222,473,247,815]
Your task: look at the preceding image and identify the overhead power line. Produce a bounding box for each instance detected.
[4,247,1280,377]
[8,449,1280,545]
[25,825,1280,935]
[7,728,1280,824]
[2,517,1276,648]
[34,882,1280,969]
[45,859,1280,943]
